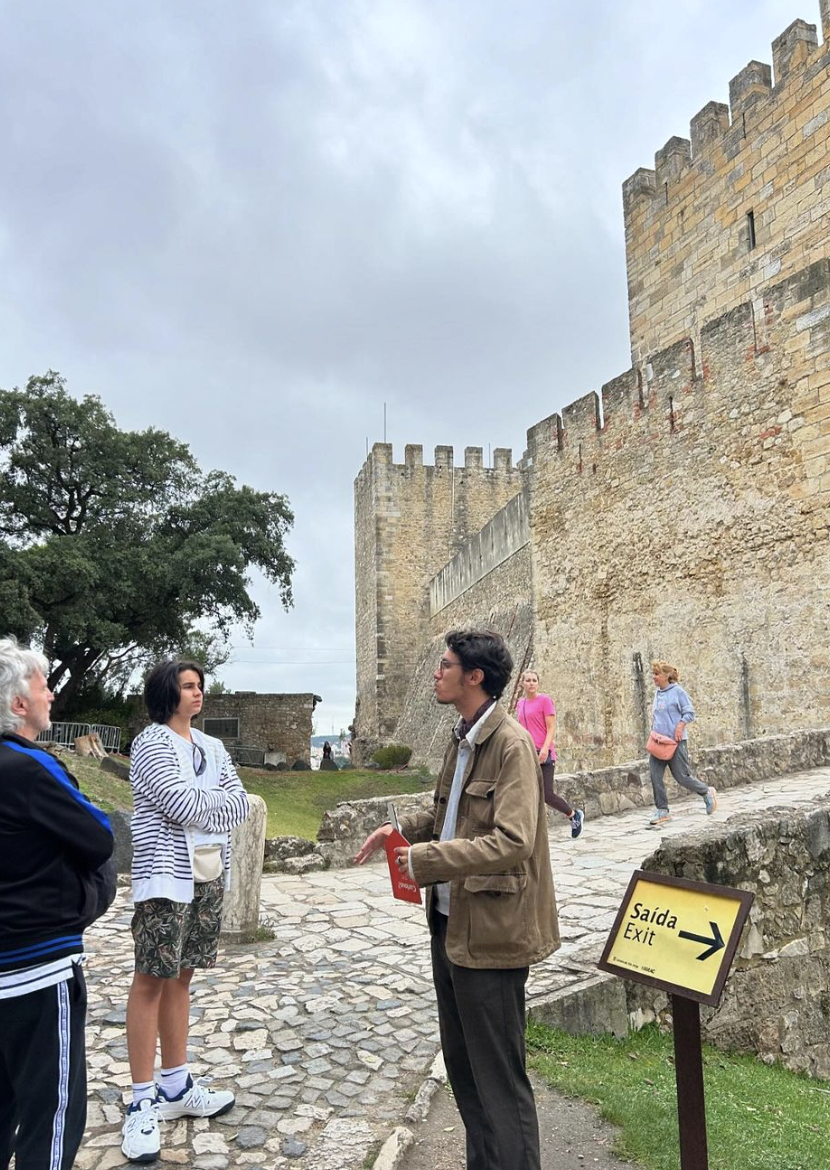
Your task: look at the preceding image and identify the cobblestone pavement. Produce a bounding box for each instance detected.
[79,767,830,1169]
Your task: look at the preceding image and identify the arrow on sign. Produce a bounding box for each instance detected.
[678,921,724,961]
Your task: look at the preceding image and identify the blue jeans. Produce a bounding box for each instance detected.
[649,740,708,811]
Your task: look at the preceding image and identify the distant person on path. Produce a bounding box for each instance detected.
[516,670,583,838]
[322,740,332,760]
[0,636,115,1170]
[355,629,558,1170]
[121,660,250,1163]
[647,660,717,828]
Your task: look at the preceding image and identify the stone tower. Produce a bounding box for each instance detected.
[353,443,522,759]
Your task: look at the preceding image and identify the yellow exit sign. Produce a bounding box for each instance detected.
[598,871,754,1006]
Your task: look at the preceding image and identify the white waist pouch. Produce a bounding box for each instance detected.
[192,844,223,883]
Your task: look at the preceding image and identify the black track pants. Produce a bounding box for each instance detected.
[0,967,87,1170]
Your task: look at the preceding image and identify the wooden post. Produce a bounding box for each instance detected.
[672,994,709,1170]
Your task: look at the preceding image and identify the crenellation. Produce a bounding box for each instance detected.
[729,60,773,119]
[690,102,731,157]
[493,447,513,472]
[625,5,828,364]
[526,412,562,459]
[654,136,692,189]
[434,444,453,468]
[352,435,524,756]
[561,391,601,446]
[622,167,657,210]
[601,369,640,427]
[772,19,818,82]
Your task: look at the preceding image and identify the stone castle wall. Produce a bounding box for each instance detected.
[353,443,523,760]
[353,8,830,772]
[528,257,830,770]
[624,6,830,366]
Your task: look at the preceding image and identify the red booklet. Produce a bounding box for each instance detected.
[384,806,423,905]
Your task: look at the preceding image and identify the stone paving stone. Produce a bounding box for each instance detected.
[79,766,830,1167]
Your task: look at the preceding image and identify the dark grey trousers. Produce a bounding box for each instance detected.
[431,912,540,1170]
[649,740,708,811]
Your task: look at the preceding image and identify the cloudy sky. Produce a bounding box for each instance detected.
[0,0,812,734]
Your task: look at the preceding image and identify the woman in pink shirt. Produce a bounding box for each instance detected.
[516,671,584,838]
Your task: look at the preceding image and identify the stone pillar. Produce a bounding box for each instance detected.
[220,794,267,943]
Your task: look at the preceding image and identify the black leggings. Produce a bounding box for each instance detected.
[540,760,573,819]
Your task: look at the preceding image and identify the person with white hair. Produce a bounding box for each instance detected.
[0,636,115,1170]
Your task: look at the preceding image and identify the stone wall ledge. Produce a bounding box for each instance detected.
[532,792,830,1079]
[317,728,830,867]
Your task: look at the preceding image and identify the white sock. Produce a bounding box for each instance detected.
[160,1064,189,1098]
[131,1080,156,1106]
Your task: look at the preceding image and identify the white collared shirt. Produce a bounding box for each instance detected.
[433,702,497,916]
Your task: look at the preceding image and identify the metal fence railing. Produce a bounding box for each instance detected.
[91,724,123,753]
[36,722,122,753]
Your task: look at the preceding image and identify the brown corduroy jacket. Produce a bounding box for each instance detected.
[401,703,559,969]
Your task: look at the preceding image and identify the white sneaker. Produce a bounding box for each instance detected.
[157,1073,235,1119]
[121,1097,161,1163]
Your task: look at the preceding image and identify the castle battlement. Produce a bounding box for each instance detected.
[624,15,826,214]
[623,3,830,366]
[525,255,828,471]
[356,441,516,484]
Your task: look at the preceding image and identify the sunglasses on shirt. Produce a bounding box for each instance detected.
[192,743,207,777]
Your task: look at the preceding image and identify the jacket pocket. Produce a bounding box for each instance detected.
[464,873,527,895]
[464,780,496,832]
[464,873,529,962]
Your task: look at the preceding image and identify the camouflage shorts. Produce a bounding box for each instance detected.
[131,878,225,979]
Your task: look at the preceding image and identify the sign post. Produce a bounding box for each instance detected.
[598,871,754,1170]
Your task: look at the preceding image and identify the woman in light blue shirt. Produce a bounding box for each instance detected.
[648,660,717,828]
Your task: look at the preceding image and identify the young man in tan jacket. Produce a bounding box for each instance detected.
[356,629,558,1170]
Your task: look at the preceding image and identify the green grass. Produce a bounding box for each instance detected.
[67,754,431,839]
[525,1021,830,1170]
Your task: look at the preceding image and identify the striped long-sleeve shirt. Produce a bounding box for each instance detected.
[130,723,250,903]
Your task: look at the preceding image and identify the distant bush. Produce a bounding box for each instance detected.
[372,744,412,769]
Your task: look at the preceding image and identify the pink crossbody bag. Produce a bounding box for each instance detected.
[646,730,678,760]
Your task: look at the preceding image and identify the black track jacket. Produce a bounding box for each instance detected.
[0,733,115,974]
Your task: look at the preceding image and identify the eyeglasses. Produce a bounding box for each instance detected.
[437,658,462,673]
[193,743,207,776]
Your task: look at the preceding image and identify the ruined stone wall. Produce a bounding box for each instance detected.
[353,442,523,760]
[624,8,830,366]
[193,693,315,765]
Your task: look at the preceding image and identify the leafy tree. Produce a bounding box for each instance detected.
[0,372,294,716]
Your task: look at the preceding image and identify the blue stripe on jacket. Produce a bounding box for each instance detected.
[0,935,84,963]
[4,741,113,834]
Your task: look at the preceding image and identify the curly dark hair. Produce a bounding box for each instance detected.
[444,629,513,699]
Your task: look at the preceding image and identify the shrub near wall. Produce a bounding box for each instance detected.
[372,744,412,769]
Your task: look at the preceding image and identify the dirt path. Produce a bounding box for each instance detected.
[400,1072,640,1170]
